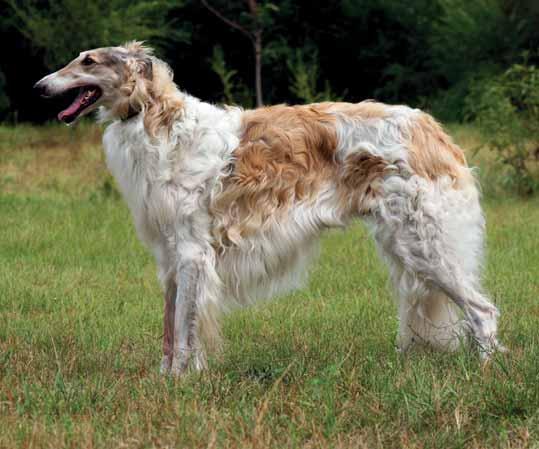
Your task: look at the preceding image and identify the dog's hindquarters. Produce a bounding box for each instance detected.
[369,173,501,356]
[332,105,503,356]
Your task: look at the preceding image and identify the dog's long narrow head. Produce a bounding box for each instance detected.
[34,42,156,124]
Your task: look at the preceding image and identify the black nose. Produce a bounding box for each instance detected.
[33,80,49,97]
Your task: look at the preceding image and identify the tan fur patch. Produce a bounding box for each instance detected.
[212,103,395,245]
[407,113,472,186]
[320,102,471,186]
[339,152,393,214]
[139,63,184,137]
[211,102,469,246]
[212,104,339,244]
[112,43,184,136]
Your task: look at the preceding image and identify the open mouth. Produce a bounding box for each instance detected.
[57,86,102,124]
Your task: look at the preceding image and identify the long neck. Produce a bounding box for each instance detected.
[138,62,185,138]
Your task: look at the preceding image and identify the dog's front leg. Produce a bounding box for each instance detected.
[170,258,204,376]
[160,278,177,374]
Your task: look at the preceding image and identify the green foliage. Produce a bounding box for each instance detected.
[425,0,539,120]
[287,48,344,104]
[6,0,187,68]
[465,59,539,194]
[2,0,539,123]
[202,0,280,33]
[429,0,510,84]
[249,1,280,29]
[363,0,443,104]
[209,46,252,107]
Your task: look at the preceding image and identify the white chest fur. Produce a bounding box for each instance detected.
[103,117,160,248]
[102,101,242,253]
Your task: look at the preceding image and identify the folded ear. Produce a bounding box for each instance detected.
[121,41,154,81]
[138,57,153,81]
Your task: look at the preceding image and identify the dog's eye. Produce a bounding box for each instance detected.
[81,55,96,66]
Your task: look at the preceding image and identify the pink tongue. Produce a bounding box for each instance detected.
[58,90,85,121]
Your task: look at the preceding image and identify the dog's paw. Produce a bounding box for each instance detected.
[169,357,189,377]
[159,356,172,375]
[478,338,508,364]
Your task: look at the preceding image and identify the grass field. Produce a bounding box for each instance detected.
[1,123,539,448]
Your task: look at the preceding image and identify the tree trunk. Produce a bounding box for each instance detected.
[201,0,264,107]
[246,0,263,107]
[253,30,263,107]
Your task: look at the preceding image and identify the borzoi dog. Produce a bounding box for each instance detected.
[34,42,503,375]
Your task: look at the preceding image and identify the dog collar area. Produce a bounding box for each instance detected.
[122,106,140,121]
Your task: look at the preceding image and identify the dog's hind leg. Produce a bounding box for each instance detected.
[372,176,503,358]
[380,245,465,352]
[396,278,465,352]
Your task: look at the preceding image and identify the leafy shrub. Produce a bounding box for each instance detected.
[465,59,539,194]
[287,48,344,104]
[425,0,539,121]
[209,46,253,107]
[6,0,183,69]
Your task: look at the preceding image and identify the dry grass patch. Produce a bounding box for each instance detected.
[0,122,109,197]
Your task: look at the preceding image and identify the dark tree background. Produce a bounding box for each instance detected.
[1,0,539,123]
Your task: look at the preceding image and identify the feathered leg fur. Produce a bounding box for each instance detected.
[160,278,177,373]
[372,175,502,358]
